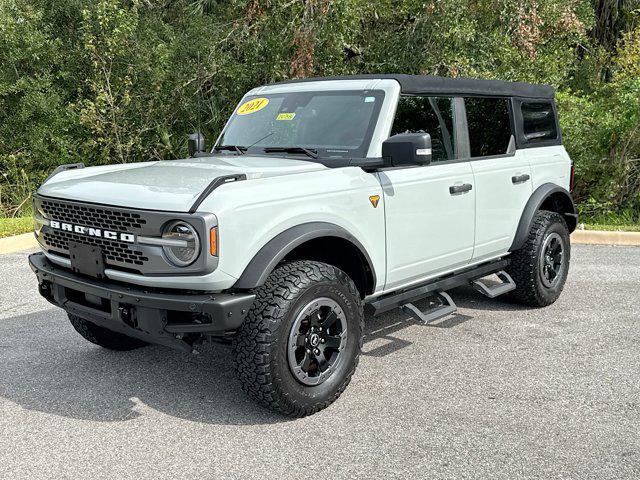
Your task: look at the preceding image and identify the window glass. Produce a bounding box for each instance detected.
[391,96,456,162]
[521,102,557,141]
[464,97,512,157]
[219,90,384,159]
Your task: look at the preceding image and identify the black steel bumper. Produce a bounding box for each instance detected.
[29,252,255,352]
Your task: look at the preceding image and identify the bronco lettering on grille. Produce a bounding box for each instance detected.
[49,220,135,243]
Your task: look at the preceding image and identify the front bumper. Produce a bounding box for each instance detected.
[29,252,255,352]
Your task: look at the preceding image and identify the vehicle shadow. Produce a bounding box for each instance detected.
[0,287,517,425]
[0,308,288,426]
[452,284,531,312]
[361,284,530,357]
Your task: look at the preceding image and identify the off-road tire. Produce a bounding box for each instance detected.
[506,210,571,307]
[68,314,148,351]
[232,260,364,417]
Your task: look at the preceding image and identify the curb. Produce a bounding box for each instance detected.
[571,229,640,246]
[0,233,38,255]
[1,229,639,256]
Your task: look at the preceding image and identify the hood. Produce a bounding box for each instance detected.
[37,155,327,212]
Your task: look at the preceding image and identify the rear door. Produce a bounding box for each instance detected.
[463,97,533,261]
[380,96,476,291]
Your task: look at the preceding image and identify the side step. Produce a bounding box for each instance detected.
[366,258,509,318]
[471,270,516,298]
[401,291,457,325]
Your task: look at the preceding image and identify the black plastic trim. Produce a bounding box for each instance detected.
[233,222,377,292]
[509,184,577,251]
[189,174,246,214]
[29,252,255,349]
[43,163,85,184]
[366,259,510,316]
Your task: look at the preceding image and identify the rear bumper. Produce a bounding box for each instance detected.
[29,252,255,352]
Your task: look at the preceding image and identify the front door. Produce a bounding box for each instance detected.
[380,96,475,291]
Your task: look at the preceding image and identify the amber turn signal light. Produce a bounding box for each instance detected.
[210,226,218,256]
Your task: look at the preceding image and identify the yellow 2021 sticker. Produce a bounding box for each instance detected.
[276,112,296,121]
[237,98,269,115]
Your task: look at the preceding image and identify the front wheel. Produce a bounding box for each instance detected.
[232,260,364,417]
[506,210,571,307]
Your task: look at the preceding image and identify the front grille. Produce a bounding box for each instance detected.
[35,195,213,276]
[43,230,149,266]
[39,199,150,271]
[41,200,147,231]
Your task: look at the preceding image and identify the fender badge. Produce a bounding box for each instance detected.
[369,195,380,208]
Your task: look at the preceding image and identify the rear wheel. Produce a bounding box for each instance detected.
[232,260,364,417]
[506,210,571,307]
[68,314,148,351]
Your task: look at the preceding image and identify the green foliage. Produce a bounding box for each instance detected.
[0,0,638,219]
[583,222,640,232]
[559,19,640,219]
[0,216,32,238]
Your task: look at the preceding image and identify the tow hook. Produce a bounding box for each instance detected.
[118,305,137,328]
[38,281,53,301]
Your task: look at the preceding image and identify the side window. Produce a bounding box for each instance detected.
[464,97,513,157]
[391,96,456,162]
[521,102,557,141]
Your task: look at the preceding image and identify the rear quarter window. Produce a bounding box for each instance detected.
[521,102,558,142]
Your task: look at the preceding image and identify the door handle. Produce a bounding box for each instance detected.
[449,183,473,195]
[512,174,530,184]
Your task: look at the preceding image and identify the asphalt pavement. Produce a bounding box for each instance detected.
[0,245,638,479]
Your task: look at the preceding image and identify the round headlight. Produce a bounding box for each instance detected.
[162,221,200,267]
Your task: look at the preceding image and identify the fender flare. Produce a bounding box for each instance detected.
[233,222,377,290]
[510,183,578,252]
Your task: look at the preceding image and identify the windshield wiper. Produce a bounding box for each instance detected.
[263,146,318,159]
[213,144,247,155]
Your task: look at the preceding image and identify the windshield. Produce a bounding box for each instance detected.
[216,90,385,159]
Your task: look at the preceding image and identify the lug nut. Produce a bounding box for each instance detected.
[314,348,320,355]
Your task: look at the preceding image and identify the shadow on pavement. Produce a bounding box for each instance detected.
[452,284,531,312]
[0,286,515,425]
[0,308,288,426]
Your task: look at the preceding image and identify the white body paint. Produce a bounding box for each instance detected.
[37,79,572,297]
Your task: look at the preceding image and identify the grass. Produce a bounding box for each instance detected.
[580,213,640,232]
[0,217,33,238]
[582,223,640,232]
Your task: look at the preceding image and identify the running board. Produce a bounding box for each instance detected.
[366,258,510,317]
[401,292,457,325]
[471,270,516,298]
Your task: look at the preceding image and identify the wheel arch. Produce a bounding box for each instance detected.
[510,183,578,252]
[233,222,377,297]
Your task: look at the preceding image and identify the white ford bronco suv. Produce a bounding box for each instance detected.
[30,74,577,416]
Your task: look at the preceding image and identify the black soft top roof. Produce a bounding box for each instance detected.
[274,74,555,100]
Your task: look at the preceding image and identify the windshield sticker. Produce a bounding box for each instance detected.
[237,98,269,115]
[276,112,296,121]
[364,96,376,103]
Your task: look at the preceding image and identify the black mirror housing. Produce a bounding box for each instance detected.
[382,133,432,167]
[188,133,206,157]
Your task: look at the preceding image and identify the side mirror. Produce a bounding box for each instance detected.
[188,132,206,157]
[382,133,432,167]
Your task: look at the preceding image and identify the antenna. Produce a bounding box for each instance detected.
[188,51,206,157]
[197,50,202,138]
